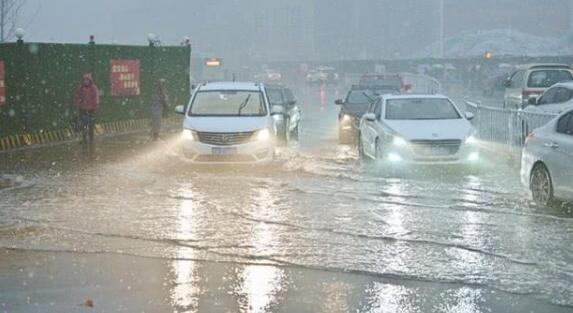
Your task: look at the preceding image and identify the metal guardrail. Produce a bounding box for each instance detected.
[464,99,558,148]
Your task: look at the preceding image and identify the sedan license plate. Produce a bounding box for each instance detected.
[212,147,237,156]
[431,146,450,156]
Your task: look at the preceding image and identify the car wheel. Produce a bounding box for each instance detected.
[375,138,383,160]
[358,134,367,160]
[291,124,299,141]
[531,163,554,207]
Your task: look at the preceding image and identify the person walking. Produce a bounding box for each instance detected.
[151,78,168,140]
[74,73,100,155]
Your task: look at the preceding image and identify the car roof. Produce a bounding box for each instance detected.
[516,63,573,70]
[381,94,449,101]
[198,81,263,91]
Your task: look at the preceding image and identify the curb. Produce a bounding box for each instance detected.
[0,117,182,152]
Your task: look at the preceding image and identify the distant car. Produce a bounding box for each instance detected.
[306,67,339,84]
[358,73,411,93]
[174,82,280,164]
[335,85,400,144]
[358,94,479,166]
[524,81,573,115]
[521,108,573,206]
[254,69,282,83]
[266,85,302,143]
[504,64,573,109]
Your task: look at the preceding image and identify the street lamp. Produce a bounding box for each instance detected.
[15,28,25,44]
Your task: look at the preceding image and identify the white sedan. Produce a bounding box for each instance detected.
[521,108,573,206]
[358,95,479,165]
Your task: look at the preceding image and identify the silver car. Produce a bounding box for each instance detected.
[521,108,573,206]
[504,64,573,109]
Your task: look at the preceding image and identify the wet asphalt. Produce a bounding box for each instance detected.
[0,84,572,313]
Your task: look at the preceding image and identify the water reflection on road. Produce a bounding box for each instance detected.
[0,83,572,312]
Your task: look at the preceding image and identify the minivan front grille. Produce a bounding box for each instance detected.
[196,131,254,146]
[410,139,461,156]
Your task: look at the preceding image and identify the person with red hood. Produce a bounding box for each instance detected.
[74,73,100,152]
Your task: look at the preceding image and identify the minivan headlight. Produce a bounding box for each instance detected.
[182,129,198,141]
[254,129,271,142]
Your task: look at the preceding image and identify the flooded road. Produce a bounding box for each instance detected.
[1,85,572,313]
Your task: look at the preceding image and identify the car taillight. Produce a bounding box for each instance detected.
[522,90,542,98]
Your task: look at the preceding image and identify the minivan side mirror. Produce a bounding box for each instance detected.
[335,99,344,105]
[174,105,185,115]
[528,96,538,106]
[363,113,376,122]
[465,112,475,120]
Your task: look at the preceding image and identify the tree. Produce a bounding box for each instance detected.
[0,0,25,42]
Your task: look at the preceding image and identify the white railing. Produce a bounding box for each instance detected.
[464,99,558,148]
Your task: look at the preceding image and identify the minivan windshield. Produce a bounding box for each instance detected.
[527,70,573,88]
[385,98,461,120]
[189,90,267,116]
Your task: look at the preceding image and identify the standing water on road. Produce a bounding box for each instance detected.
[1,85,572,312]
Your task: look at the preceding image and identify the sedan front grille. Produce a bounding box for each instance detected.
[410,139,461,156]
[196,131,255,146]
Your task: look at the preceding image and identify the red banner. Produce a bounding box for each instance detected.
[110,59,140,97]
[0,61,5,106]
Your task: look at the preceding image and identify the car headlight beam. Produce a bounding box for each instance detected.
[182,129,197,141]
[465,136,478,145]
[392,136,407,146]
[255,128,271,142]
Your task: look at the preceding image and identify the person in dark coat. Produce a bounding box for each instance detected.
[151,78,168,140]
[74,73,100,153]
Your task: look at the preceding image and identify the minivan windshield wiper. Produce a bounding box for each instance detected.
[238,94,252,116]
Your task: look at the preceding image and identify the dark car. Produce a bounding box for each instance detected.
[266,85,302,144]
[335,85,400,144]
[359,73,411,93]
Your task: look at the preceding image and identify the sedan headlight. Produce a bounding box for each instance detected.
[182,129,198,141]
[392,136,408,146]
[341,114,352,123]
[465,135,478,145]
[254,128,271,142]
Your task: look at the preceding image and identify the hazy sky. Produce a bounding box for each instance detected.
[17,0,572,63]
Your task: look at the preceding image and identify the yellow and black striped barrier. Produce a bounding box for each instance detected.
[0,117,182,152]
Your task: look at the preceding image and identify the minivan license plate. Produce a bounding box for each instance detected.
[212,147,237,155]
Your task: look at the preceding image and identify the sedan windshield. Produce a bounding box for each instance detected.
[386,98,461,120]
[347,90,376,105]
[189,90,267,116]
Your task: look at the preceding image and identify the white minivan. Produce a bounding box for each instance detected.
[175,82,279,164]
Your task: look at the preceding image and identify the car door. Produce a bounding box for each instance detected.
[505,70,525,109]
[547,111,573,199]
[362,99,383,157]
[284,88,301,131]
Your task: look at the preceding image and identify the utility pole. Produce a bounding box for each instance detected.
[1,0,5,42]
[438,0,444,58]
